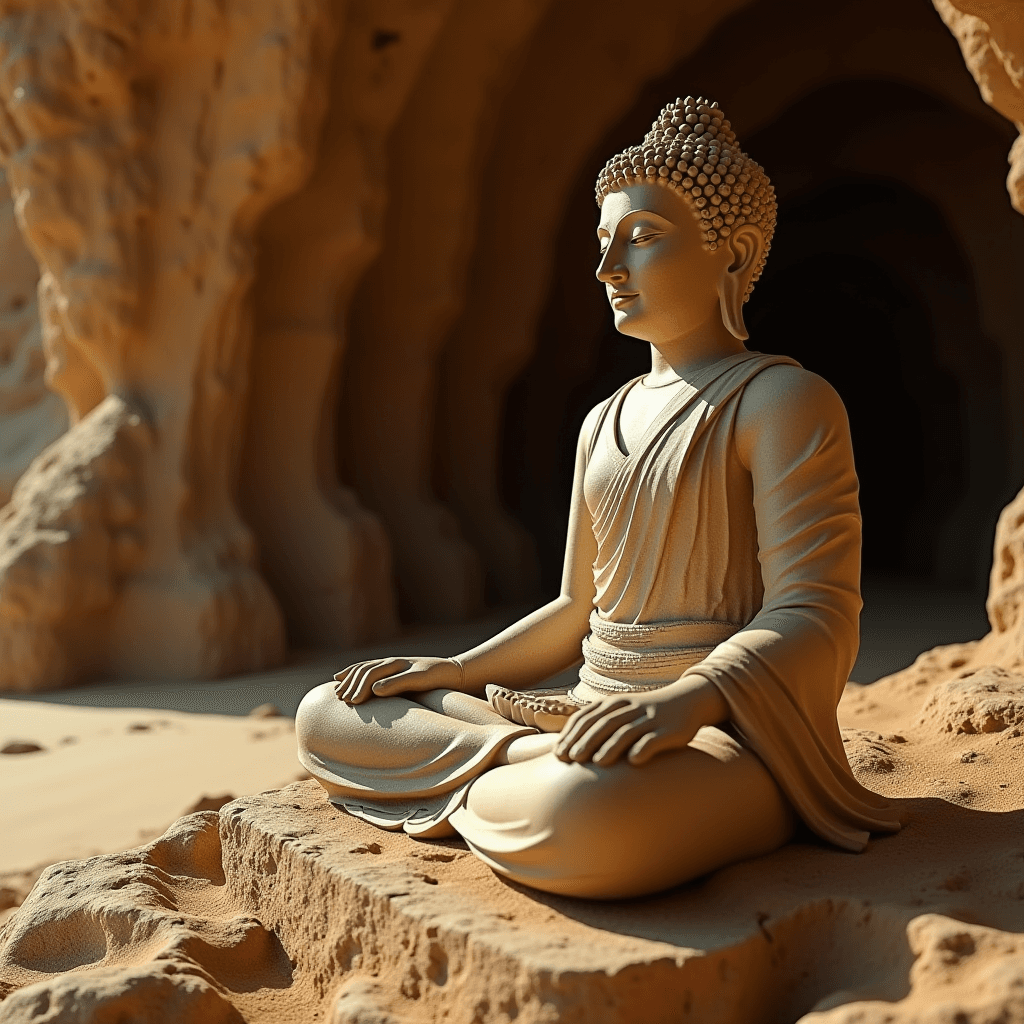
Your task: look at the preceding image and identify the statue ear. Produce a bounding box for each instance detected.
[719,224,764,341]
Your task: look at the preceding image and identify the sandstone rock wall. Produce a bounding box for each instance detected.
[240,0,461,647]
[0,0,337,688]
[1,0,1023,687]
[0,169,65,508]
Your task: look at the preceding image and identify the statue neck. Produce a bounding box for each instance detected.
[646,315,747,386]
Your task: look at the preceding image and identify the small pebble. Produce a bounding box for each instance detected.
[1,741,44,755]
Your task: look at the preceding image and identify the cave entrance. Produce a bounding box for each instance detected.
[502,81,1010,600]
[744,177,972,581]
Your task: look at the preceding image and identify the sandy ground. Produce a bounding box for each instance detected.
[0,580,998,995]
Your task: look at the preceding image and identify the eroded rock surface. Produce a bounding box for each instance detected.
[918,667,1024,737]
[0,813,294,1022]
[3,746,1023,1024]
[0,0,340,688]
[934,0,1024,216]
[0,169,65,509]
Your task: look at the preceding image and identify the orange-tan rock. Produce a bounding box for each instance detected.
[2,653,1023,1022]
[0,169,66,509]
[0,0,341,688]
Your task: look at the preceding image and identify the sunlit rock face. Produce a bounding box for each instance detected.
[0,0,343,689]
[0,168,65,510]
[1,755,1023,1024]
[0,0,1022,689]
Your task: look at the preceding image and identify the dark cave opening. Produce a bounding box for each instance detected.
[501,79,1009,597]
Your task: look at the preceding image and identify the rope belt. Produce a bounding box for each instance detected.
[569,609,741,704]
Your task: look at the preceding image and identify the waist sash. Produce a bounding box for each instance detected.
[569,609,741,704]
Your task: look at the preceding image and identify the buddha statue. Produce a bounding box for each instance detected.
[296,96,900,899]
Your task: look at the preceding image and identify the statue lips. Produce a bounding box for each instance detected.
[610,291,638,308]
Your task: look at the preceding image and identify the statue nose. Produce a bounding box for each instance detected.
[596,257,627,285]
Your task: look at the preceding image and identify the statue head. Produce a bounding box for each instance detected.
[595,97,775,342]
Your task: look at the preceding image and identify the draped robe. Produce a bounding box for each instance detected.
[573,350,900,850]
[297,350,900,852]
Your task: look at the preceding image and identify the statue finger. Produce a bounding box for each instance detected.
[627,729,678,766]
[336,665,371,702]
[371,667,420,696]
[333,664,360,682]
[566,707,640,762]
[592,720,654,766]
[344,670,373,704]
[556,699,628,756]
[350,662,392,703]
[351,659,408,700]
[336,659,384,699]
[564,700,619,732]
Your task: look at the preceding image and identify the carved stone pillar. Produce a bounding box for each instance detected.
[242,0,460,645]
[0,169,66,508]
[341,0,551,623]
[0,0,335,689]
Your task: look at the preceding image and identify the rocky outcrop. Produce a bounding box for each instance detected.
[0,170,65,509]
[0,0,339,688]
[863,488,1024,697]
[934,0,1024,215]
[2,703,1023,1024]
[5,653,1024,1024]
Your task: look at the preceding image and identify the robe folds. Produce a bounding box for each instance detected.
[298,349,901,851]
[577,350,900,850]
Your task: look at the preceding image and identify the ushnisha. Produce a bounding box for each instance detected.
[595,95,775,279]
[296,97,900,899]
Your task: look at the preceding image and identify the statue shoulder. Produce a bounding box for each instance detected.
[735,363,851,466]
[577,392,618,454]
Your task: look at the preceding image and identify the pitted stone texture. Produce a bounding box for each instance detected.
[0,0,338,689]
[0,397,149,690]
[206,781,1024,1024]
[0,168,66,509]
[3,780,1024,1023]
[917,667,1024,737]
[840,729,902,776]
[0,812,295,1022]
[934,0,1024,215]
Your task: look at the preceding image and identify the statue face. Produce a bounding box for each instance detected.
[596,183,728,343]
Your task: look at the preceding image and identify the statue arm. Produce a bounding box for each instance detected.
[675,364,886,848]
[729,362,862,683]
[451,405,601,696]
[354,405,601,704]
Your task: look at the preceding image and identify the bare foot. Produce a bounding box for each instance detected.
[486,684,587,733]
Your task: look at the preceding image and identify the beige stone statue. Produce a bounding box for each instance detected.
[297,97,901,899]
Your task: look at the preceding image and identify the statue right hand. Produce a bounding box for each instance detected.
[333,656,461,704]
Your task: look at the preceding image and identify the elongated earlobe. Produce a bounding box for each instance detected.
[719,225,764,340]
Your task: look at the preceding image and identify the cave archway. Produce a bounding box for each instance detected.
[502,78,1011,594]
[745,181,969,579]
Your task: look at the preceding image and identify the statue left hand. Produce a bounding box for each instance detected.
[553,678,728,767]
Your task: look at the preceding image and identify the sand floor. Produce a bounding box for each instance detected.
[1,577,1008,1023]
